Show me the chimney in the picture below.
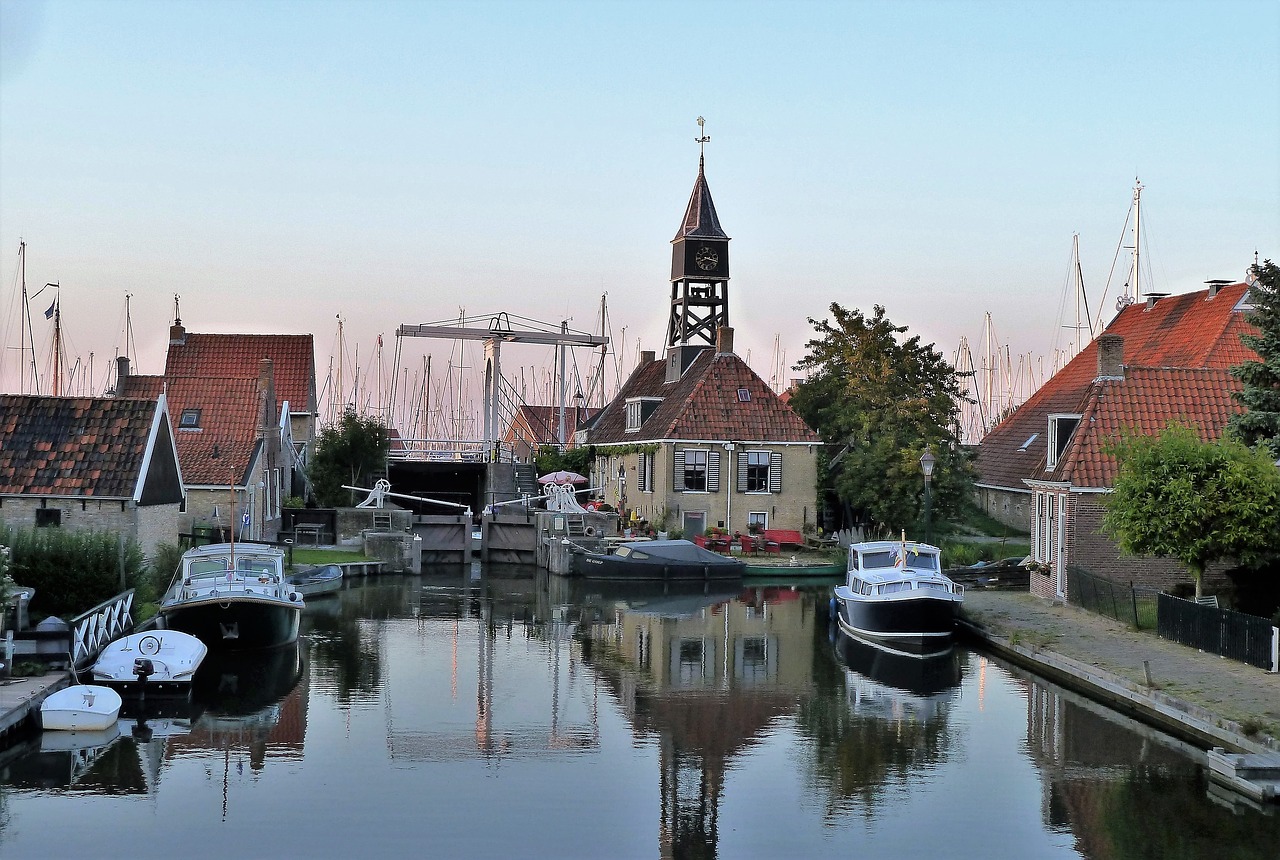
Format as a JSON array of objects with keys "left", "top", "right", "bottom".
[
  {"left": 1096, "top": 334, "right": 1124, "bottom": 380},
  {"left": 716, "top": 326, "right": 735, "bottom": 355},
  {"left": 640, "top": 350, "right": 656, "bottom": 366},
  {"left": 169, "top": 322, "right": 186, "bottom": 346},
  {"left": 115, "top": 356, "right": 130, "bottom": 394}
]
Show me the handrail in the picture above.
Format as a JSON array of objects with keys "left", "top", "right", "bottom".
[{"left": 69, "top": 589, "right": 135, "bottom": 669}]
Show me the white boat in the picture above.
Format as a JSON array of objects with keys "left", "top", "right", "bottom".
[
  {"left": 285, "top": 563, "right": 344, "bottom": 597},
  {"left": 41, "top": 684, "right": 123, "bottom": 731},
  {"left": 831, "top": 538, "right": 964, "bottom": 654},
  {"left": 158, "top": 542, "right": 304, "bottom": 649},
  {"left": 90, "top": 630, "right": 209, "bottom": 692}
]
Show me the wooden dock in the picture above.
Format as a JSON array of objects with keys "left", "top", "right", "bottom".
[{"left": 0, "top": 671, "right": 70, "bottom": 742}]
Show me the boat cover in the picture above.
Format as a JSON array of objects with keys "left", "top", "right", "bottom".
[{"left": 617, "top": 540, "right": 739, "bottom": 564}]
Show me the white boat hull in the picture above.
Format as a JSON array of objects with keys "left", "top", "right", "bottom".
[
  {"left": 91, "top": 630, "right": 209, "bottom": 691},
  {"left": 41, "top": 684, "right": 123, "bottom": 732}
]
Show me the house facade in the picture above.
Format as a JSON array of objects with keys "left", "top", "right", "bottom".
[
  {"left": 582, "top": 152, "right": 820, "bottom": 537},
  {"left": 0, "top": 394, "right": 185, "bottom": 556},
  {"left": 504, "top": 404, "right": 594, "bottom": 462},
  {"left": 974, "top": 282, "right": 1257, "bottom": 599},
  {"left": 118, "top": 322, "right": 316, "bottom": 541}
]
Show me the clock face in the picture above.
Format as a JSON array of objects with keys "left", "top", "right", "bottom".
[{"left": 695, "top": 246, "right": 719, "bottom": 271}]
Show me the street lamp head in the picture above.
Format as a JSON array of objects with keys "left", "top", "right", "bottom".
[{"left": 919, "top": 446, "right": 937, "bottom": 480}]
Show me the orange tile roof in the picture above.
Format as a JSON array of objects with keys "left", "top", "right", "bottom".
[
  {"left": 164, "top": 332, "right": 315, "bottom": 415},
  {"left": 163, "top": 377, "right": 264, "bottom": 485},
  {"left": 0, "top": 395, "right": 160, "bottom": 497},
  {"left": 505, "top": 405, "right": 596, "bottom": 446},
  {"left": 587, "top": 349, "right": 819, "bottom": 444},
  {"left": 118, "top": 374, "right": 164, "bottom": 400},
  {"left": 1047, "top": 367, "right": 1244, "bottom": 488},
  {"left": 976, "top": 283, "right": 1256, "bottom": 491}
]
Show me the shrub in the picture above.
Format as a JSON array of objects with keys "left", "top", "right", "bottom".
[{"left": 0, "top": 522, "right": 147, "bottom": 618}]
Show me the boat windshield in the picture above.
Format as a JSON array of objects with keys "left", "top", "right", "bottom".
[
  {"left": 188, "top": 556, "right": 279, "bottom": 577},
  {"left": 859, "top": 548, "right": 941, "bottom": 571}
]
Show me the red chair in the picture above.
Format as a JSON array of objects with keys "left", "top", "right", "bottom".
[{"left": 737, "top": 534, "right": 756, "bottom": 555}]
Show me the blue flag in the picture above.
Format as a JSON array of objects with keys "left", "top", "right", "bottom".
[{"left": 44, "top": 301, "right": 55, "bottom": 319}]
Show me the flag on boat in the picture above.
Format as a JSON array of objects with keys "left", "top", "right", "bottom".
[{"left": 44, "top": 300, "right": 56, "bottom": 319}]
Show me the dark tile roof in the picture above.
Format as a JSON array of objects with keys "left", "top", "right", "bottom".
[
  {"left": 163, "top": 376, "right": 264, "bottom": 485},
  {"left": 1044, "top": 367, "right": 1244, "bottom": 488},
  {"left": 117, "top": 374, "right": 164, "bottom": 400},
  {"left": 0, "top": 395, "right": 160, "bottom": 497},
  {"left": 586, "top": 349, "right": 819, "bottom": 445},
  {"left": 673, "top": 157, "right": 729, "bottom": 241},
  {"left": 164, "top": 332, "right": 315, "bottom": 415},
  {"left": 976, "top": 283, "right": 1255, "bottom": 492}
]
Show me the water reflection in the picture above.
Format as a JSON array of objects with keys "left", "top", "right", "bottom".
[
  {"left": 575, "top": 580, "right": 817, "bottom": 858},
  {"left": 1, "top": 572, "right": 1278, "bottom": 860}
]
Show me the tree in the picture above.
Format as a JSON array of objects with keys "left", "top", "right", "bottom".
[
  {"left": 308, "top": 409, "right": 391, "bottom": 507},
  {"left": 789, "top": 303, "right": 972, "bottom": 537},
  {"left": 1230, "top": 259, "right": 1280, "bottom": 458},
  {"left": 1102, "top": 423, "right": 1280, "bottom": 599}
]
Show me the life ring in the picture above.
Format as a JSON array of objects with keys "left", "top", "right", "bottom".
[{"left": 584, "top": 526, "right": 596, "bottom": 537}]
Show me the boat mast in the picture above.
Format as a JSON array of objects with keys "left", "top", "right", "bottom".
[
  {"left": 51, "top": 293, "right": 61, "bottom": 396},
  {"left": 1127, "top": 178, "right": 1142, "bottom": 304}
]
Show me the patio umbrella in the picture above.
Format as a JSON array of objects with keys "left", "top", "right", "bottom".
[{"left": 538, "top": 470, "right": 588, "bottom": 485}]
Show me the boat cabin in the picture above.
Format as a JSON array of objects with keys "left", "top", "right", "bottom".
[{"left": 845, "top": 542, "right": 961, "bottom": 598}]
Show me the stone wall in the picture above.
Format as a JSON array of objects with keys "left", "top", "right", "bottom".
[
  {"left": 0, "top": 496, "right": 179, "bottom": 557},
  {"left": 975, "top": 485, "right": 1032, "bottom": 532}
]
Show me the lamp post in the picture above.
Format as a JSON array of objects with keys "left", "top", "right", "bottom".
[{"left": 919, "top": 446, "right": 937, "bottom": 545}]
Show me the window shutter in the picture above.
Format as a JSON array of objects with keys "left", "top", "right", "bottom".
[
  {"left": 708, "top": 451, "right": 721, "bottom": 492},
  {"left": 769, "top": 451, "right": 782, "bottom": 493},
  {"left": 673, "top": 450, "right": 685, "bottom": 492},
  {"left": 736, "top": 451, "right": 748, "bottom": 492}
]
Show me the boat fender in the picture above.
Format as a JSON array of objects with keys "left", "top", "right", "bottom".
[
  {"left": 829, "top": 597, "right": 837, "bottom": 619},
  {"left": 584, "top": 526, "right": 596, "bottom": 537}
]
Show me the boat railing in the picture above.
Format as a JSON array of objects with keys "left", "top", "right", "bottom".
[
  {"left": 70, "top": 589, "right": 136, "bottom": 670},
  {"left": 178, "top": 571, "right": 289, "bottom": 600}
]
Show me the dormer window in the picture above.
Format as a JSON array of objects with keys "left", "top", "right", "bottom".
[
  {"left": 1046, "top": 414, "right": 1081, "bottom": 469},
  {"left": 179, "top": 408, "right": 201, "bottom": 429},
  {"left": 625, "top": 397, "right": 663, "bottom": 432}
]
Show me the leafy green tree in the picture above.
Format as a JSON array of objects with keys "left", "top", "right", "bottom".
[
  {"left": 1102, "top": 423, "right": 1280, "bottom": 599},
  {"left": 1230, "top": 259, "right": 1280, "bottom": 458},
  {"left": 790, "top": 303, "right": 972, "bottom": 537},
  {"left": 534, "top": 444, "right": 594, "bottom": 480},
  {"left": 308, "top": 409, "right": 391, "bottom": 507}
]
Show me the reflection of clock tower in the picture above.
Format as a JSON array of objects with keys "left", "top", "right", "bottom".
[{"left": 666, "top": 124, "right": 730, "bottom": 382}]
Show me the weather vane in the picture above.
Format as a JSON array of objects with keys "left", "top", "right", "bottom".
[{"left": 695, "top": 116, "right": 710, "bottom": 159}]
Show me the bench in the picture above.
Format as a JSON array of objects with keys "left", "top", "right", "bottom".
[
  {"left": 761, "top": 529, "right": 804, "bottom": 549},
  {"left": 293, "top": 523, "right": 328, "bottom": 545}
]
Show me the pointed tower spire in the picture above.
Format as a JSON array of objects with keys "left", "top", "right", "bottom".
[{"left": 666, "top": 118, "right": 732, "bottom": 371}]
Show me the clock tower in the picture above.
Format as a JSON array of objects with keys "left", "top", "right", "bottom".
[{"left": 666, "top": 120, "right": 730, "bottom": 379}]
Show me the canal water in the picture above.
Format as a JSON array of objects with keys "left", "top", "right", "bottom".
[{"left": 1, "top": 566, "right": 1276, "bottom": 859}]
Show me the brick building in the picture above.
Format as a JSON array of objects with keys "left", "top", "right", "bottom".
[
  {"left": 118, "top": 321, "right": 317, "bottom": 540},
  {"left": 973, "top": 282, "right": 1257, "bottom": 599},
  {"left": 0, "top": 394, "right": 185, "bottom": 556}
]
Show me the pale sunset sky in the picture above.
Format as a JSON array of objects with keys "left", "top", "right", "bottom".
[{"left": 2, "top": 0, "right": 1276, "bottom": 426}]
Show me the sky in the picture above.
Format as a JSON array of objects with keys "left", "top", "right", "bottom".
[{"left": 2, "top": 0, "right": 1277, "bottom": 429}]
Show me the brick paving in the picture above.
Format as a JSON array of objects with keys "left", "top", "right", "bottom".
[{"left": 962, "top": 590, "right": 1280, "bottom": 743}]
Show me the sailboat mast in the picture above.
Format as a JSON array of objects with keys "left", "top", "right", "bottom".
[
  {"left": 18, "top": 240, "right": 27, "bottom": 394},
  {"left": 51, "top": 297, "right": 61, "bottom": 396},
  {"left": 1129, "top": 178, "right": 1142, "bottom": 303}
]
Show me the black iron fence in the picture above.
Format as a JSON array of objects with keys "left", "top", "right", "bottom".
[
  {"left": 1157, "top": 592, "right": 1279, "bottom": 671},
  {"left": 1066, "top": 565, "right": 1160, "bottom": 630}
]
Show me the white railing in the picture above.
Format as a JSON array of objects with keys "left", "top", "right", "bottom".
[
  {"left": 70, "top": 590, "right": 135, "bottom": 669},
  {"left": 388, "top": 439, "right": 513, "bottom": 463}
]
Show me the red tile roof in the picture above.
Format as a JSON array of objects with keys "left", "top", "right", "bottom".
[
  {"left": 164, "top": 332, "right": 315, "bottom": 416},
  {"left": 1047, "top": 367, "right": 1244, "bottom": 488},
  {"left": 164, "top": 376, "right": 264, "bottom": 485},
  {"left": 587, "top": 349, "right": 819, "bottom": 445},
  {"left": 0, "top": 395, "right": 161, "bottom": 497},
  {"left": 976, "top": 283, "right": 1256, "bottom": 492},
  {"left": 505, "top": 405, "right": 596, "bottom": 446}
]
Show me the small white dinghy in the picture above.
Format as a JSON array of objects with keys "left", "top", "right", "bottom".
[
  {"left": 91, "top": 630, "right": 208, "bottom": 692},
  {"left": 41, "top": 684, "right": 123, "bottom": 732}
]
